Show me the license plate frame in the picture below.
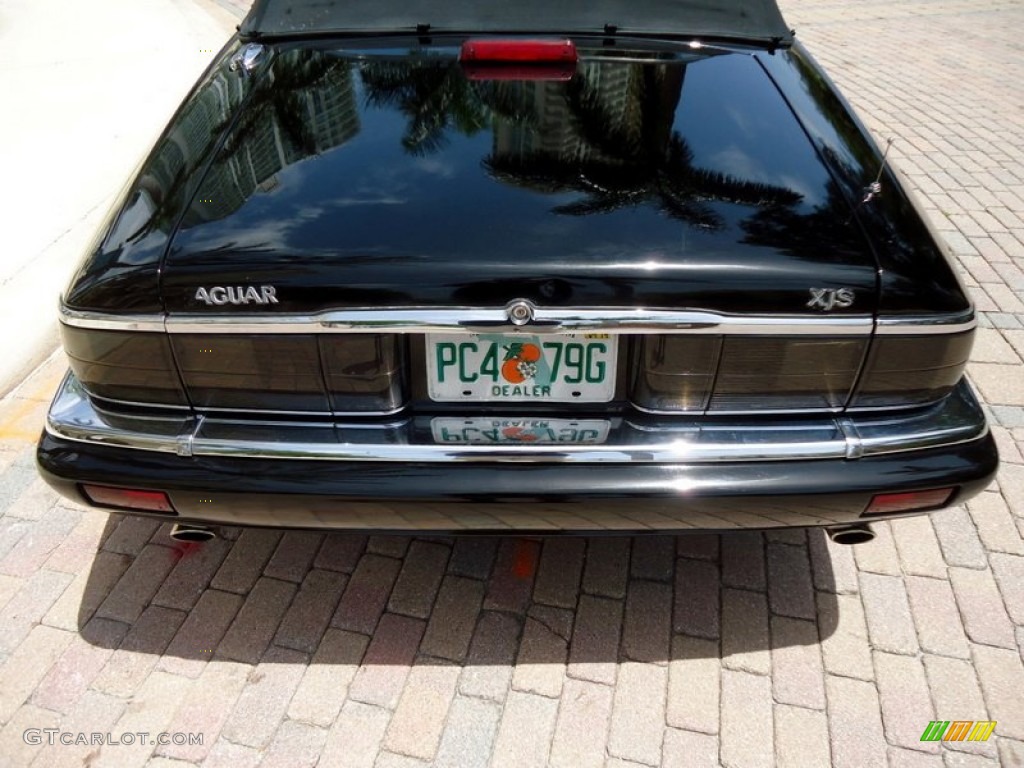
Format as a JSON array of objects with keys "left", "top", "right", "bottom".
[{"left": 425, "top": 333, "right": 617, "bottom": 403}]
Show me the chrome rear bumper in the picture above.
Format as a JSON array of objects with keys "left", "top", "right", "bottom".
[
  {"left": 44, "top": 372, "right": 989, "bottom": 465},
  {"left": 38, "top": 372, "right": 997, "bottom": 533}
]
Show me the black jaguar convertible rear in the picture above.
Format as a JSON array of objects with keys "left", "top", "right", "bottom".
[{"left": 38, "top": 0, "right": 997, "bottom": 536}]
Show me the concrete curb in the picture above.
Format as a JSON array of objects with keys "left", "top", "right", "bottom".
[
  {"left": 207, "top": 0, "right": 249, "bottom": 20},
  {"left": 0, "top": 0, "right": 243, "bottom": 398}
]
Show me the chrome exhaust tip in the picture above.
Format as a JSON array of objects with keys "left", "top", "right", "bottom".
[
  {"left": 169, "top": 523, "right": 217, "bottom": 543},
  {"left": 826, "top": 523, "right": 875, "bottom": 546}
]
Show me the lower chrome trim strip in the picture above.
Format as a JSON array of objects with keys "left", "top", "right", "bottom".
[
  {"left": 46, "top": 373, "right": 989, "bottom": 464},
  {"left": 61, "top": 304, "right": 874, "bottom": 336},
  {"left": 836, "top": 417, "right": 864, "bottom": 460},
  {"left": 60, "top": 305, "right": 976, "bottom": 336},
  {"left": 89, "top": 394, "right": 193, "bottom": 413},
  {"left": 875, "top": 309, "right": 976, "bottom": 335},
  {"left": 61, "top": 303, "right": 974, "bottom": 335},
  {"left": 59, "top": 307, "right": 166, "bottom": 333}
]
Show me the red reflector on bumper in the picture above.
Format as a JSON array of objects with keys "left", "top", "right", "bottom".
[
  {"left": 864, "top": 488, "right": 955, "bottom": 516},
  {"left": 81, "top": 484, "right": 176, "bottom": 514},
  {"left": 459, "top": 39, "right": 578, "bottom": 63}
]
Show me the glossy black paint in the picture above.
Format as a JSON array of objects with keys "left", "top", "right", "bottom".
[
  {"left": 61, "top": 35, "right": 973, "bottom": 322},
  {"left": 37, "top": 430, "right": 998, "bottom": 533},
  {"left": 159, "top": 41, "right": 882, "bottom": 316},
  {"left": 756, "top": 44, "right": 972, "bottom": 315},
  {"left": 61, "top": 35, "right": 971, "bottom": 321},
  {"left": 62, "top": 40, "right": 253, "bottom": 313}
]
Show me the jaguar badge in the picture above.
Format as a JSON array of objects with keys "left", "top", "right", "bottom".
[{"left": 195, "top": 286, "right": 279, "bottom": 306}]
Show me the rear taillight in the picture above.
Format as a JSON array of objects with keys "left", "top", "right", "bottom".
[
  {"left": 631, "top": 336, "right": 719, "bottom": 411},
  {"left": 710, "top": 337, "right": 867, "bottom": 412},
  {"left": 864, "top": 488, "right": 955, "bottom": 515},
  {"left": 81, "top": 484, "right": 176, "bottom": 513},
  {"left": 170, "top": 333, "right": 406, "bottom": 414},
  {"left": 171, "top": 334, "right": 326, "bottom": 412},
  {"left": 850, "top": 331, "right": 972, "bottom": 409},
  {"left": 632, "top": 329, "right": 972, "bottom": 414},
  {"left": 63, "top": 324, "right": 408, "bottom": 415},
  {"left": 61, "top": 325, "right": 188, "bottom": 406},
  {"left": 322, "top": 334, "right": 407, "bottom": 413},
  {"left": 631, "top": 336, "right": 867, "bottom": 413}
]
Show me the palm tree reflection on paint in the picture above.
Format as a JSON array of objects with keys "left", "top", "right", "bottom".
[{"left": 360, "top": 57, "right": 803, "bottom": 229}]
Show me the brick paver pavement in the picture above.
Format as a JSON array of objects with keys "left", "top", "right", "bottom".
[{"left": 2, "top": 1, "right": 1024, "bottom": 765}]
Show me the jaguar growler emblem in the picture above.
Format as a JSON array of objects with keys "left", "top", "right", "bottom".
[
  {"left": 807, "top": 287, "right": 855, "bottom": 311},
  {"left": 195, "top": 286, "right": 279, "bottom": 306}
]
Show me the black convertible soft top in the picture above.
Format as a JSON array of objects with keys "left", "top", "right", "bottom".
[{"left": 239, "top": 0, "right": 793, "bottom": 45}]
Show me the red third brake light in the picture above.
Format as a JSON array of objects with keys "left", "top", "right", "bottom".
[
  {"left": 460, "top": 39, "right": 578, "bottom": 63},
  {"left": 864, "top": 488, "right": 955, "bottom": 516},
  {"left": 459, "top": 39, "right": 578, "bottom": 82}
]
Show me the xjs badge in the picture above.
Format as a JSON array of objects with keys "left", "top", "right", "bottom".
[
  {"left": 807, "top": 287, "right": 854, "bottom": 311},
  {"left": 195, "top": 286, "right": 279, "bottom": 306}
]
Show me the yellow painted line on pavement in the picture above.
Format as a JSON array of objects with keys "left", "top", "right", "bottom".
[
  {"left": 0, "top": 357, "right": 63, "bottom": 443},
  {"left": 0, "top": 397, "right": 45, "bottom": 442}
]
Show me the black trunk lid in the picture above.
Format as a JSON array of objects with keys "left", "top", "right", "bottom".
[{"left": 162, "top": 45, "right": 878, "bottom": 316}]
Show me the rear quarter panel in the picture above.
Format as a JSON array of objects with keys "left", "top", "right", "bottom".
[
  {"left": 63, "top": 38, "right": 252, "bottom": 313},
  {"left": 756, "top": 42, "right": 972, "bottom": 317}
]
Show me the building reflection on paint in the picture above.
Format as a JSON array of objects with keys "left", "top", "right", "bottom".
[{"left": 185, "top": 51, "right": 361, "bottom": 224}]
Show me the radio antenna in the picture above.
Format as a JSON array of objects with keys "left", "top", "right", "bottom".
[{"left": 862, "top": 137, "right": 894, "bottom": 204}]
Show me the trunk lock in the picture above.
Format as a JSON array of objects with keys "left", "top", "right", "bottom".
[{"left": 507, "top": 300, "right": 534, "bottom": 326}]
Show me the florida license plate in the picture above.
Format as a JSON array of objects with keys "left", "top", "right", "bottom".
[
  {"left": 431, "top": 418, "right": 611, "bottom": 444},
  {"left": 426, "top": 333, "right": 617, "bottom": 403}
]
